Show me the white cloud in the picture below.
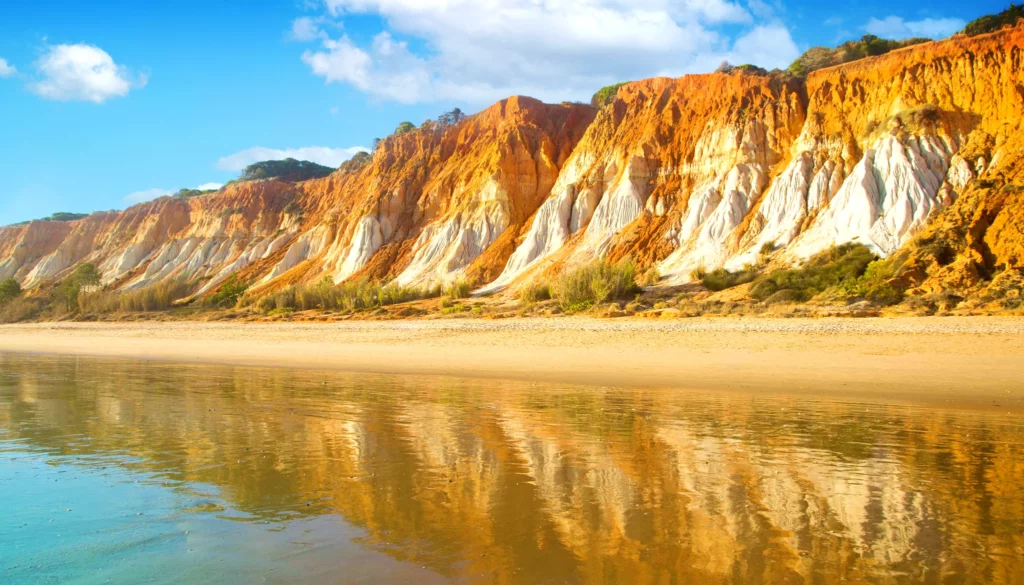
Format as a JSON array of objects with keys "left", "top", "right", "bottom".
[
  {"left": 301, "top": 0, "right": 800, "bottom": 104},
  {"left": 0, "top": 58, "right": 16, "bottom": 78},
  {"left": 291, "top": 17, "right": 323, "bottom": 41},
  {"left": 216, "top": 146, "right": 369, "bottom": 172},
  {"left": 863, "top": 16, "right": 965, "bottom": 40},
  {"left": 30, "top": 44, "right": 146, "bottom": 103},
  {"left": 196, "top": 182, "right": 224, "bottom": 191},
  {"left": 123, "top": 188, "right": 172, "bottom": 205}
]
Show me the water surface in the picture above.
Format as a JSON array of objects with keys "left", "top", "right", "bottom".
[{"left": 1, "top": 353, "right": 1022, "bottom": 584}]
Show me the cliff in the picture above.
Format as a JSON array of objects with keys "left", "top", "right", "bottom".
[{"left": 2, "top": 25, "right": 1022, "bottom": 305}]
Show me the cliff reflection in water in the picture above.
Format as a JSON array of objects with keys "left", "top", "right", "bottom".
[{"left": 1, "top": 354, "right": 1022, "bottom": 585}]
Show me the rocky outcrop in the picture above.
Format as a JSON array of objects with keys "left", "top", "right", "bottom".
[{"left": 1, "top": 25, "right": 1022, "bottom": 299}]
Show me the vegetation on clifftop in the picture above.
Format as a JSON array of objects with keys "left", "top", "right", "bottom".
[
  {"left": 786, "top": 35, "right": 930, "bottom": 76},
  {"left": 240, "top": 158, "right": 335, "bottom": 182},
  {"left": 963, "top": 4, "right": 1024, "bottom": 36},
  {"left": 591, "top": 82, "right": 629, "bottom": 108}
]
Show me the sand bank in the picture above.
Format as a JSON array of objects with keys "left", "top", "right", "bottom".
[{"left": 1, "top": 318, "right": 1022, "bottom": 407}]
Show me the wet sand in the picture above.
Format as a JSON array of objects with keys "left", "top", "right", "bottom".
[{"left": 1, "top": 318, "right": 1022, "bottom": 406}]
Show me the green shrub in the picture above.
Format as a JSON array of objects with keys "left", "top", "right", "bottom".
[
  {"left": 394, "top": 121, "right": 417, "bottom": 136},
  {"left": 520, "top": 282, "right": 552, "bottom": 303},
  {"left": 702, "top": 268, "right": 757, "bottom": 291},
  {"left": 119, "top": 280, "right": 190, "bottom": 312},
  {"left": 591, "top": 82, "right": 629, "bottom": 107},
  {"left": 240, "top": 158, "right": 334, "bottom": 182},
  {"left": 209, "top": 274, "right": 248, "bottom": 308},
  {"left": 963, "top": 4, "right": 1024, "bottom": 36},
  {"left": 764, "top": 289, "right": 808, "bottom": 305},
  {"left": 50, "top": 263, "right": 103, "bottom": 311},
  {"left": 840, "top": 259, "right": 905, "bottom": 305},
  {"left": 690, "top": 266, "right": 707, "bottom": 281},
  {"left": 552, "top": 258, "right": 639, "bottom": 312},
  {"left": 786, "top": 35, "right": 930, "bottom": 77},
  {"left": 42, "top": 212, "right": 89, "bottom": 222},
  {"left": 443, "top": 279, "right": 472, "bottom": 300},
  {"left": 0, "top": 278, "right": 21, "bottom": 305},
  {"left": 640, "top": 266, "right": 661, "bottom": 287},
  {"left": 749, "top": 244, "right": 877, "bottom": 302}
]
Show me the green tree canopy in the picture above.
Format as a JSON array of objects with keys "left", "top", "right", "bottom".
[
  {"left": 590, "top": 82, "right": 628, "bottom": 108},
  {"left": 0, "top": 278, "right": 21, "bottom": 305},
  {"left": 72, "top": 264, "right": 101, "bottom": 286},
  {"left": 240, "top": 159, "right": 335, "bottom": 182},
  {"left": 786, "top": 35, "right": 930, "bottom": 77},
  {"left": 963, "top": 4, "right": 1024, "bottom": 36},
  {"left": 42, "top": 212, "right": 89, "bottom": 222},
  {"left": 394, "top": 121, "right": 417, "bottom": 136}
]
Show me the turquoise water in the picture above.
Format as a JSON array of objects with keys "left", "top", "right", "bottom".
[{"left": 1, "top": 353, "right": 1023, "bottom": 584}]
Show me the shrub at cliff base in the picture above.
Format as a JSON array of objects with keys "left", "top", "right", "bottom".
[
  {"left": 79, "top": 279, "right": 191, "bottom": 314},
  {"left": 520, "top": 282, "right": 552, "bottom": 303},
  {"left": 0, "top": 278, "right": 22, "bottom": 306},
  {"left": 51, "top": 263, "right": 102, "bottom": 312},
  {"left": 747, "top": 244, "right": 903, "bottom": 305},
  {"left": 443, "top": 279, "right": 472, "bottom": 300},
  {"left": 702, "top": 268, "right": 757, "bottom": 291},
  {"left": 208, "top": 274, "right": 248, "bottom": 308},
  {"left": 256, "top": 278, "right": 439, "bottom": 314},
  {"left": 552, "top": 258, "right": 640, "bottom": 313}
]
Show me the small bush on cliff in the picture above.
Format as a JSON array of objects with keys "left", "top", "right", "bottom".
[
  {"left": 591, "top": 82, "right": 629, "bottom": 108},
  {"left": 963, "top": 4, "right": 1024, "bottom": 36},
  {"left": 443, "top": 279, "right": 473, "bottom": 300},
  {"left": 42, "top": 212, "right": 89, "bottom": 222},
  {"left": 51, "top": 264, "right": 102, "bottom": 311},
  {"left": 748, "top": 244, "right": 888, "bottom": 303},
  {"left": 338, "top": 151, "right": 371, "bottom": 174},
  {"left": 552, "top": 258, "right": 639, "bottom": 312},
  {"left": 786, "top": 35, "right": 930, "bottom": 77},
  {"left": 0, "top": 278, "right": 21, "bottom": 306},
  {"left": 640, "top": 266, "right": 661, "bottom": 287},
  {"left": 520, "top": 282, "right": 552, "bottom": 303},
  {"left": 208, "top": 274, "right": 248, "bottom": 308},
  {"left": 702, "top": 268, "right": 758, "bottom": 292},
  {"left": 394, "top": 121, "right": 417, "bottom": 136}
]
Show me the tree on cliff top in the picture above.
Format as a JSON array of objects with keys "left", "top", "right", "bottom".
[
  {"left": 239, "top": 158, "right": 335, "bottom": 182},
  {"left": 786, "top": 35, "right": 930, "bottom": 77},
  {"left": 42, "top": 212, "right": 89, "bottom": 222},
  {"left": 394, "top": 121, "right": 417, "bottom": 136},
  {"left": 963, "top": 4, "right": 1024, "bottom": 36}
]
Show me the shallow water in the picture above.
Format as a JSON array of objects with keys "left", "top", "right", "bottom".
[{"left": 1, "top": 354, "right": 1022, "bottom": 584}]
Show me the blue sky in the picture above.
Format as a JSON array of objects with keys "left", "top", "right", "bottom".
[{"left": 0, "top": 0, "right": 1010, "bottom": 225}]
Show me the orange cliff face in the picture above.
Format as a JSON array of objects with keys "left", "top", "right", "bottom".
[{"left": 1, "top": 25, "right": 1022, "bottom": 299}]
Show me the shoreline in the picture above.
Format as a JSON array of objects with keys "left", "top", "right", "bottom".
[{"left": 1, "top": 317, "right": 1022, "bottom": 409}]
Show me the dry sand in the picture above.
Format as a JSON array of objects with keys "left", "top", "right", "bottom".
[{"left": 1, "top": 317, "right": 1022, "bottom": 407}]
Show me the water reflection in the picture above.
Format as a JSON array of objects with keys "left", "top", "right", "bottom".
[{"left": 1, "top": 353, "right": 1022, "bottom": 584}]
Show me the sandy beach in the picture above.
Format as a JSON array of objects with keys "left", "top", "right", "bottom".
[{"left": 1, "top": 317, "right": 1022, "bottom": 407}]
